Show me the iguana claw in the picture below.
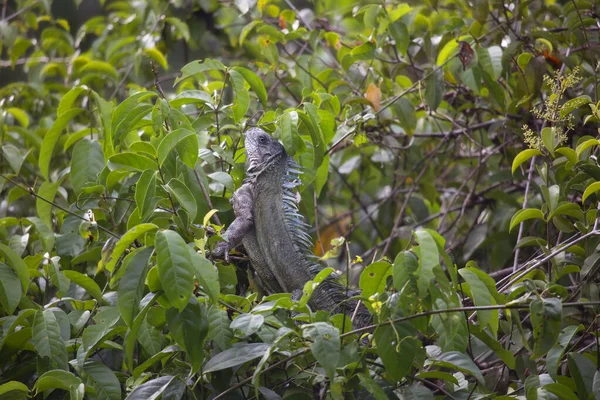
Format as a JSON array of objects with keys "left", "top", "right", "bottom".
[{"left": 211, "top": 241, "right": 230, "bottom": 263}]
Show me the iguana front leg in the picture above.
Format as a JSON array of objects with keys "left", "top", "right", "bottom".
[{"left": 212, "top": 182, "right": 255, "bottom": 262}]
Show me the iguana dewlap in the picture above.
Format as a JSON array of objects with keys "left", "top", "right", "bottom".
[{"left": 213, "top": 128, "right": 371, "bottom": 328}]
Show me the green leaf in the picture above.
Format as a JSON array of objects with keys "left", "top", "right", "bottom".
[
  {"left": 105, "top": 223, "right": 158, "bottom": 273},
  {"left": 57, "top": 86, "right": 87, "bottom": 116},
  {"left": 39, "top": 108, "right": 84, "bottom": 181},
  {"left": 27, "top": 216, "right": 55, "bottom": 252},
  {"left": 32, "top": 309, "right": 68, "bottom": 370},
  {"left": 170, "top": 90, "right": 213, "bottom": 107},
  {"left": 530, "top": 297, "right": 562, "bottom": 358},
  {"left": 547, "top": 325, "right": 583, "bottom": 380},
  {"left": 165, "top": 178, "right": 198, "bottom": 221},
  {"left": 232, "top": 66, "right": 268, "bottom": 107},
  {"left": 71, "top": 139, "right": 104, "bottom": 195},
  {"left": 108, "top": 153, "right": 156, "bottom": 172},
  {"left": 83, "top": 360, "right": 122, "bottom": 400},
  {"left": 560, "top": 95, "right": 591, "bottom": 118},
  {"left": 229, "top": 69, "right": 249, "bottom": 123},
  {"left": 35, "top": 370, "right": 83, "bottom": 393},
  {"left": 431, "top": 351, "right": 484, "bottom": 385},
  {"left": 207, "top": 305, "right": 233, "bottom": 351},
  {"left": 424, "top": 69, "right": 444, "bottom": 111},
  {"left": 0, "top": 262, "right": 22, "bottom": 315},
  {"left": 165, "top": 17, "right": 190, "bottom": 41},
  {"left": 80, "top": 60, "right": 118, "bottom": 79},
  {"left": 509, "top": 208, "right": 545, "bottom": 232},
  {"left": 0, "top": 382, "right": 29, "bottom": 397},
  {"left": 388, "top": 20, "right": 409, "bottom": 56},
  {"left": 458, "top": 268, "right": 498, "bottom": 336},
  {"left": 575, "top": 138, "right": 600, "bottom": 159},
  {"left": 174, "top": 59, "right": 226, "bottom": 86},
  {"left": 393, "top": 251, "right": 418, "bottom": 292},
  {"left": 6, "top": 107, "right": 30, "bottom": 128},
  {"left": 111, "top": 92, "right": 156, "bottom": 141},
  {"left": 541, "top": 127, "right": 555, "bottom": 156},
  {"left": 374, "top": 321, "right": 420, "bottom": 381},
  {"left": 203, "top": 343, "right": 271, "bottom": 374},
  {"left": 189, "top": 248, "right": 219, "bottom": 302},
  {"left": 517, "top": 53, "right": 533, "bottom": 71},
  {"left": 359, "top": 261, "right": 392, "bottom": 299},
  {"left": 135, "top": 170, "right": 157, "bottom": 219},
  {"left": 302, "top": 322, "right": 340, "bottom": 380},
  {"left": 239, "top": 20, "right": 262, "bottom": 45},
  {"left": 568, "top": 352, "right": 595, "bottom": 399},
  {"left": 2, "top": 144, "right": 28, "bottom": 174},
  {"left": 177, "top": 131, "right": 199, "bottom": 168},
  {"left": 156, "top": 230, "right": 195, "bottom": 311},
  {"left": 415, "top": 229, "right": 439, "bottom": 296},
  {"left": 132, "top": 346, "right": 180, "bottom": 379},
  {"left": 126, "top": 376, "right": 178, "bottom": 400},
  {"left": 472, "top": 0, "right": 489, "bottom": 24},
  {"left": 0, "top": 243, "right": 29, "bottom": 293},
  {"left": 543, "top": 383, "right": 579, "bottom": 400},
  {"left": 62, "top": 270, "right": 103, "bottom": 302},
  {"left": 393, "top": 98, "right": 417, "bottom": 135},
  {"left": 118, "top": 247, "right": 153, "bottom": 327},
  {"left": 36, "top": 180, "right": 61, "bottom": 228},
  {"left": 301, "top": 103, "right": 325, "bottom": 168},
  {"left": 582, "top": 181, "right": 600, "bottom": 203},
  {"left": 556, "top": 147, "right": 578, "bottom": 165},
  {"left": 166, "top": 298, "right": 208, "bottom": 373},
  {"left": 157, "top": 128, "right": 195, "bottom": 166},
  {"left": 208, "top": 171, "right": 234, "bottom": 193},
  {"left": 125, "top": 292, "right": 160, "bottom": 372},
  {"left": 113, "top": 103, "right": 153, "bottom": 143},
  {"left": 511, "top": 149, "right": 541, "bottom": 174},
  {"left": 143, "top": 47, "right": 168, "bottom": 70},
  {"left": 230, "top": 313, "right": 265, "bottom": 336},
  {"left": 280, "top": 111, "right": 300, "bottom": 156},
  {"left": 470, "top": 325, "right": 515, "bottom": 369},
  {"left": 357, "top": 373, "right": 388, "bottom": 400}
]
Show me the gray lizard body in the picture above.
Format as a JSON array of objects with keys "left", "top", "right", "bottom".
[{"left": 213, "top": 128, "right": 371, "bottom": 328}]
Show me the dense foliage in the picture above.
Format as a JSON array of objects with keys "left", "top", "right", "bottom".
[{"left": 1, "top": 0, "right": 600, "bottom": 398}]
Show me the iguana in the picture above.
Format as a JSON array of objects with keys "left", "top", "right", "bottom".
[{"left": 213, "top": 128, "right": 372, "bottom": 328}]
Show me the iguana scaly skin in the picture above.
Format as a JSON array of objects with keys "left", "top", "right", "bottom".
[{"left": 213, "top": 128, "right": 371, "bottom": 328}]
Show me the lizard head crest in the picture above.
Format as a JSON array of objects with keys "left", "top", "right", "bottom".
[{"left": 244, "top": 128, "right": 285, "bottom": 172}]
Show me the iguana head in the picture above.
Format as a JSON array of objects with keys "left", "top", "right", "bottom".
[{"left": 244, "top": 128, "right": 286, "bottom": 172}]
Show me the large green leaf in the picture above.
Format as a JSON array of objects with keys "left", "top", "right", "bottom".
[
  {"left": 189, "top": 247, "right": 219, "bottom": 302},
  {"left": 165, "top": 178, "right": 198, "bottom": 221},
  {"left": 0, "top": 262, "right": 22, "bottom": 315},
  {"left": 374, "top": 321, "right": 420, "bottom": 381},
  {"left": 156, "top": 230, "right": 194, "bottom": 311},
  {"left": 203, "top": 343, "right": 271, "bottom": 374},
  {"left": 431, "top": 351, "right": 484, "bottom": 385},
  {"left": 83, "top": 360, "right": 122, "bottom": 400},
  {"left": 166, "top": 297, "right": 208, "bottom": 373},
  {"left": 359, "top": 261, "right": 392, "bottom": 299},
  {"left": 414, "top": 229, "right": 439, "bottom": 296},
  {"left": 62, "top": 270, "right": 103, "bottom": 302},
  {"left": 135, "top": 170, "right": 157, "bottom": 219},
  {"left": 71, "top": 139, "right": 104, "bottom": 195},
  {"left": 118, "top": 247, "right": 153, "bottom": 327},
  {"left": 302, "top": 322, "right": 340, "bottom": 380},
  {"left": 0, "top": 243, "right": 29, "bottom": 293},
  {"left": 229, "top": 69, "right": 249, "bottom": 123},
  {"left": 105, "top": 223, "right": 158, "bottom": 273},
  {"left": 32, "top": 309, "right": 68, "bottom": 370},
  {"left": 39, "top": 108, "right": 84, "bottom": 181},
  {"left": 232, "top": 66, "right": 267, "bottom": 107},
  {"left": 530, "top": 297, "right": 562, "bottom": 358}
]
